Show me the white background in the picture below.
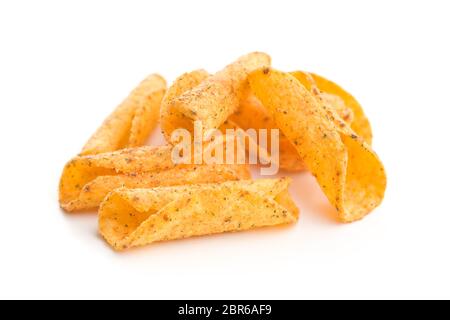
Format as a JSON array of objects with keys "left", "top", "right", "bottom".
[{"left": 1, "top": 0, "right": 449, "bottom": 300}]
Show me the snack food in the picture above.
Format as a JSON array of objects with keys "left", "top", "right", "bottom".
[
  {"left": 99, "top": 178, "right": 298, "bottom": 250},
  {"left": 60, "top": 146, "right": 174, "bottom": 210},
  {"left": 60, "top": 146, "right": 250, "bottom": 211},
  {"left": 230, "top": 93, "right": 305, "bottom": 171},
  {"left": 81, "top": 74, "right": 166, "bottom": 155},
  {"left": 220, "top": 119, "right": 275, "bottom": 168},
  {"left": 248, "top": 68, "right": 386, "bottom": 222},
  {"left": 161, "top": 69, "right": 275, "bottom": 169},
  {"left": 290, "top": 71, "right": 372, "bottom": 144},
  {"left": 165, "top": 52, "right": 271, "bottom": 136},
  {"left": 160, "top": 69, "right": 210, "bottom": 141},
  {"left": 230, "top": 78, "right": 358, "bottom": 172},
  {"left": 59, "top": 52, "right": 387, "bottom": 251}
]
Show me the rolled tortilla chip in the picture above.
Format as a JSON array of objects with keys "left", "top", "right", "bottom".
[
  {"left": 169, "top": 52, "right": 271, "bottom": 135},
  {"left": 59, "top": 146, "right": 175, "bottom": 210},
  {"left": 81, "top": 74, "right": 166, "bottom": 155},
  {"left": 291, "top": 71, "right": 372, "bottom": 144},
  {"left": 60, "top": 161, "right": 250, "bottom": 212},
  {"left": 99, "top": 178, "right": 298, "bottom": 250},
  {"left": 230, "top": 87, "right": 355, "bottom": 172},
  {"left": 249, "top": 68, "right": 386, "bottom": 222},
  {"left": 219, "top": 119, "right": 275, "bottom": 168},
  {"left": 60, "top": 143, "right": 251, "bottom": 211},
  {"left": 230, "top": 94, "right": 306, "bottom": 171},
  {"left": 160, "top": 69, "right": 210, "bottom": 141},
  {"left": 161, "top": 69, "right": 273, "bottom": 170}
]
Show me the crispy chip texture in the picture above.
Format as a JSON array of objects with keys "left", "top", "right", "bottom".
[
  {"left": 230, "top": 85, "right": 356, "bottom": 171},
  {"left": 60, "top": 146, "right": 174, "bottom": 210},
  {"left": 99, "top": 178, "right": 298, "bottom": 250},
  {"left": 60, "top": 145, "right": 250, "bottom": 211},
  {"left": 219, "top": 119, "right": 275, "bottom": 168},
  {"left": 161, "top": 69, "right": 273, "bottom": 168},
  {"left": 230, "top": 71, "right": 372, "bottom": 171},
  {"left": 169, "top": 52, "right": 271, "bottom": 135},
  {"left": 160, "top": 69, "right": 210, "bottom": 141},
  {"left": 291, "top": 71, "right": 372, "bottom": 144},
  {"left": 249, "top": 68, "right": 386, "bottom": 222},
  {"left": 60, "top": 51, "right": 386, "bottom": 245},
  {"left": 230, "top": 94, "right": 305, "bottom": 171},
  {"left": 81, "top": 74, "right": 166, "bottom": 155}
]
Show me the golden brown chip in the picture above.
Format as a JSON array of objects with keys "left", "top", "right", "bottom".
[
  {"left": 60, "top": 144, "right": 251, "bottom": 211},
  {"left": 99, "top": 178, "right": 298, "bottom": 250},
  {"left": 60, "top": 160, "right": 249, "bottom": 212},
  {"left": 59, "top": 146, "right": 175, "bottom": 210},
  {"left": 160, "top": 67, "right": 275, "bottom": 170},
  {"left": 160, "top": 69, "right": 210, "bottom": 141},
  {"left": 291, "top": 71, "right": 372, "bottom": 144},
  {"left": 81, "top": 74, "right": 166, "bottom": 155},
  {"left": 249, "top": 68, "right": 386, "bottom": 222},
  {"left": 219, "top": 119, "right": 275, "bottom": 168},
  {"left": 167, "top": 52, "right": 271, "bottom": 136},
  {"left": 160, "top": 71, "right": 272, "bottom": 171},
  {"left": 230, "top": 94, "right": 305, "bottom": 171},
  {"left": 231, "top": 77, "right": 359, "bottom": 172}
]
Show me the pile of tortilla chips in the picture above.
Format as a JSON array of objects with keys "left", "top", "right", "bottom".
[{"left": 59, "top": 52, "right": 386, "bottom": 251}]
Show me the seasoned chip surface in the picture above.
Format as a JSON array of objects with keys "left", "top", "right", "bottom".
[
  {"left": 81, "top": 74, "right": 166, "bottom": 155},
  {"left": 169, "top": 52, "right": 271, "bottom": 134},
  {"left": 249, "top": 68, "right": 386, "bottom": 222},
  {"left": 99, "top": 178, "right": 298, "bottom": 250}
]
